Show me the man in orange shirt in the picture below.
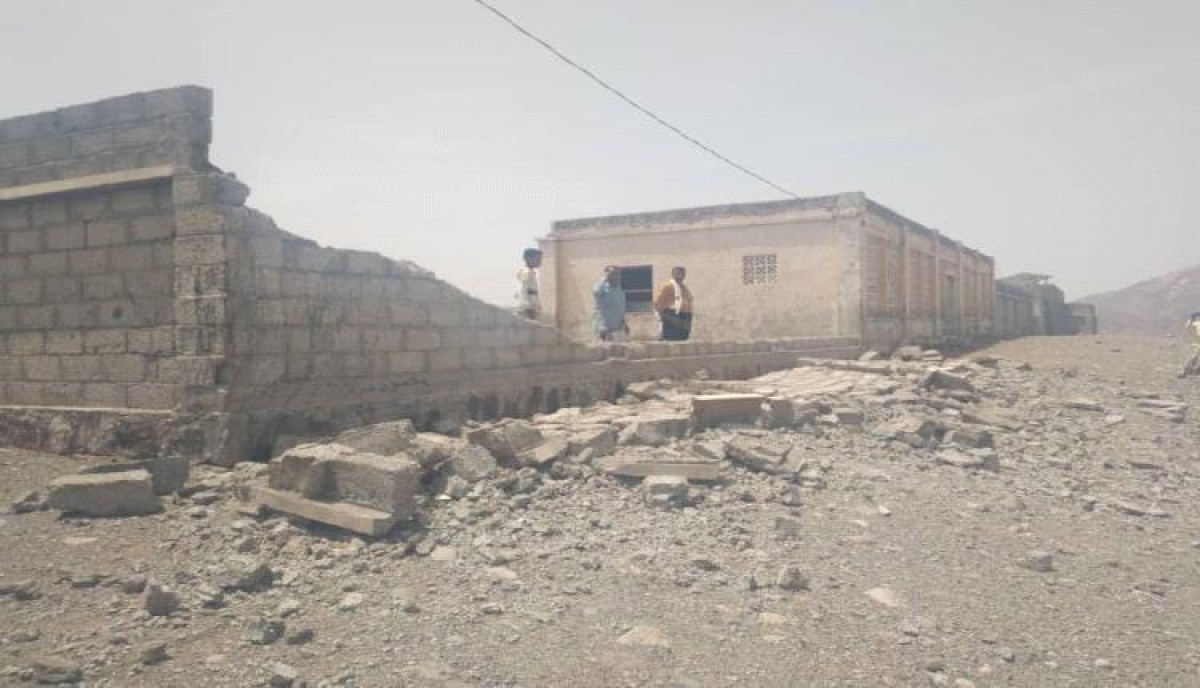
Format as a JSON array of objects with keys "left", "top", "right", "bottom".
[{"left": 654, "top": 266, "right": 694, "bottom": 341}]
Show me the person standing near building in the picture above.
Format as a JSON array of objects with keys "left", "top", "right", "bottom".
[
  {"left": 654, "top": 266, "right": 694, "bottom": 341},
  {"left": 1181, "top": 312, "right": 1200, "bottom": 377},
  {"left": 593, "top": 266, "right": 628, "bottom": 342},
  {"left": 515, "top": 248, "right": 542, "bottom": 320}
]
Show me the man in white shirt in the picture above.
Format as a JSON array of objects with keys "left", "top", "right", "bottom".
[
  {"left": 516, "top": 249, "right": 542, "bottom": 320},
  {"left": 1182, "top": 312, "right": 1200, "bottom": 377}
]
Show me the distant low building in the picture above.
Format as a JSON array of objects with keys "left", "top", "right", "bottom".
[
  {"left": 539, "top": 192, "right": 995, "bottom": 350},
  {"left": 996, "top": 273, "right": 1097, "bottom": 335}
]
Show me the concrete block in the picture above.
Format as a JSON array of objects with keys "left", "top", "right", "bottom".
[
  {"left": 9, "top": 230, "right": 43, "bottom": 254},
  {"left": 110, "top": 188, "right": 157, "bottom": 213},
  {"left": 255, "top": 487, "right": 398, "bottom": 537},
  {"left": 23, "top": 356, "right": 61, "bottom": 381},
  {"left": 45, "top": 331, "right": 84, "bottom": 355},
  {"left": 175, "top": 207, "right": 229, "bottom": 236},
  {"left": 428, "top": 348, "right": 462, "bottom": 372},
  {"left": 102, "top": 355, "right": 146, "bottom": 382},
  {"left": 176, "top": 295, "right": 226, "bottom": 326},
  {"left": 175, "top": 234, "right": 226, "bottom": 265},
  {"left": 79, "top": 456, "right": 189, "bottom": 494},
  {"left": 691, "top": 394, "right": 766, "bottom": 429},
  {"left": 69, "top": 248, "right": 109, "bottom": 274},
  {"left": 83, "top": 329, "right": 125, "bottom": 354},
  {"left": 108, "top": 244, "right": 154, "bottom": 272},
  {"left": 405, "top": 328, "right": 440, "bottom": 351},
  {"left": 43, "top": 382, "right": 83, "bottom": 405},
  {"left": 268, "top": 443, "right": 420, "bottom": 517},
  {"left": 86, "top": 220, "right": 128, "bottom": 247},
  {"left": 60, "top": 355, "right": 103, "bottom": 381},
  {"left": 0, "top": 256, "right": 26, "bottom": 279},
  {"left": 127, "top": 383, "right": 179, "bottom": 409},
  {"left": 18, "top": 305, "right": 54, "bottom": 329},
  {"left": 389, "top": 351, "right": 426, "bottom": 374},
  {"left": 8, "top": 382, "right": 44, "bottom": 404},
  {"left": 81, "top": 383, "right": 128, "bottom": 407},
  {"left": 31, "top": 200, "right": 68, "bottom": 227},
  {"left": 129, "top": 215, "right": 174, "bottom": 242},
  {"left": 7, "top": 279, "right": 41, "bottom": 304},
  {"left": 8, "top": 331, "right": 44, "bottom": 355},
  {"left": 0, "top": 204, "right": 31, "bottom": 231},
  {"left": 84, "top": 274, "right": 125, "bottom": 300},
  {"left": 42, "top": 276, "right": 81, "bottom": 302},
  {"left": 27, "top": 251, "right": 67, "bottom": 276},
  {"left": 47, "top": 469, "right": 161, "bottom": 516}
]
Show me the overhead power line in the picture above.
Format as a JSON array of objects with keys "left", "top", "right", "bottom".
[{"left": 469, "top": 0, "right": 801, "bottom": 199}]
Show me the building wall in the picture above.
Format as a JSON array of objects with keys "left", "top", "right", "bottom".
[{"left": 541, "top": 200, "right": 850, "bottom": 342}]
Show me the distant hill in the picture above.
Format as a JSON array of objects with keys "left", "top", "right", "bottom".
[{"left": 1079, "top": 264, "right": 1200, "bottom": 333}]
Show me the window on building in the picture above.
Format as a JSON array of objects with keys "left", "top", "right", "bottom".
[
  {"left": 617, "top": 265, "right": 653, "bottom": 312},
  {"left": 742, "top": 254, "right": 778, "bottom": 285}
]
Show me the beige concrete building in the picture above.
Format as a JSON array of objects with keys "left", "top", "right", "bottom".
[{"left": 539, "top": 193, "right": 995, "bottom": 350}]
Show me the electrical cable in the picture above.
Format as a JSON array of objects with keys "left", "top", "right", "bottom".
[{"left": 469, "top": 0, "right": 801, "bottom": 199}]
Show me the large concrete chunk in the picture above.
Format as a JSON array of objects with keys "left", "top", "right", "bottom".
[
  {"left": 566, "top": 426, "right": 617, "bottom": 458},
  {"left": 48, "top": 469, "right": 161, "bottom": 516},
  {"left": 333, "top": 420, "right": 416, "bottom": 456},
  {"left": 464, "top": 420, "right": 544, "bottom": 463},
  {"left": 78, "top": 455, "right": 190, "bottom": 495},
  {"left": 255, "top": 487, "right": 398, "bottom": 537},
  {"left": 268, "top": 443, "right": 421, "bottom": 518},
  {"left": 691, "top": 394, "right": 765, "bottom": 429}
]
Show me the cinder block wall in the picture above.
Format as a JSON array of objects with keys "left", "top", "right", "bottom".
[{"left": 1, "top": 86, "right": 862, "bottom": 464}]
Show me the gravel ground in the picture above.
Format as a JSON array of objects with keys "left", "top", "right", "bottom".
[{"left": 1, "top": 334, "right": 1197, "bottom": 688}]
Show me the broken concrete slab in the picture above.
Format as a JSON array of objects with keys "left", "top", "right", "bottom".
[
  {"left": 78, "top": 455, "right": 189, "bottom": 495},
  {"left": 690, "top": 394, "right": 765, "bottom": 430},
  {"left": 333, "top": 420, "right": 416, "bottom": 456},
  {"left": 762, "top": 396, "right": 796, "bottom": 428},
  {"left": 617, "top": 414, "right": 690, "bottom": 446},
  {"left": 725, "top": 436, "right": 789, "bottom": 474},
  {"left": 254, "top": 487, "right": 398, "bottom": 537},
  {"left": 566, "top": 426, "right": 617, "bottom": 459},
  {"left": 936, "top": 449, "right": 998, "bottom": 471},
  {"left": 594, "top": 455, "right": 722, "bottom": 482},
  {"left": 447, "top": 444, "right": 499, "bottom": 482},
  {"left": 464, "top": 420, "right": 544, "bottom": 463},
  {"left": 920, "top": 370, "right": 975, "bottom": 393},
  {"left": 48, "top": 469, "right": 161, "bottom": 517},
  {"left": 520, "top": 436, "right": 568, "bottom": 467}
]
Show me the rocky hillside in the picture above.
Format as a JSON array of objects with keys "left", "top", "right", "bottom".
[{"left": 1080, "top": 263, "right": 1200, "bottom": 333}]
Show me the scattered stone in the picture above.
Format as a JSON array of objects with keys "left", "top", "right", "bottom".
[
  {"left": 1021, "top": 550, "right": 1055, "bottom": 572},
  {"left": 865, "top": 587, "right": 903, "bottom": 608},
  {"left": 594, "top": 454, "right": 721, "bottom": 482},
  {"left": 138, "top": 642, "right": 169, "bottom": 665},
  {"left": 10, "top": 491, "right": 48, "bottom": 514},
  {"left": 285, "top": 627, "right": 315, "bottom": 645},
  {"left": 1062, "top": 397, "right": 1104, "bottom": 412},
  {"left": 268, "top": 443, "right": 420, "bottom": 518},
  {"left": 566, "top": 427, "right": 617, "bottom": 459},
  {"left": 775, "top": 566, "right": 809, "bottom": 591},
  {"left": 448, "top": 445, "right": 499, "bottom": 482},
  {"left": 333, "top": 420, "right": 416, "bottom": 456},
  {"left": 0, "top": 579, "right": 39, "bottom": 601},
  {"left": 921, "top": 370, "right": 975, "bottom": 393},
  {"left": 520, "top": 436, "right": 569, "bottom": 467},
  {"left": 464, "top": 420, "right": 544, "bottom": 462},
  {"left": 243, "top": 617, "right": 285, "bottom": 645},
  {"left": 616, "top": 625, "right": 672, "bottom": 649},
  {"left": 268, "top": 661, "right": 299, "bottom": 687},
  {"left": 642, "top": 475, "right": 690, "bottom": 508},
  {"left": 936, "top": 449, "right": 997, "bottom": 471},
  {"left": 47, "top": 469, "right": 161, "bottom": 517},
  {"left": 218, "top": 559, "right": 276, "bottom": 593},
  {"left": 144, "top": 582, "right": 180, "bottom": 617},
  {"left": 29, "top": 658, "right": 82, "bottom": 685},
  {"left": 338, "top": 592, "right": 365, "bottom": 612}
]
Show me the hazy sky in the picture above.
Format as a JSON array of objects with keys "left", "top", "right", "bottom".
[{"left": 4, "top": 1, "right": 1198, "bottom": 303}]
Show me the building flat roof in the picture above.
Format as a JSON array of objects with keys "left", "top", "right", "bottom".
[{"left": 548, "top": 192, "right": 993, "bottom": 263}]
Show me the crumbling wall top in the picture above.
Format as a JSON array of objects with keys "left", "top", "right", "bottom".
[{"left": 0, "top": 85, "right": 213, "bottom": 190}]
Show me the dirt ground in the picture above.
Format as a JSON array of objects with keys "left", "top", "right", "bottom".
[{"left": 1, "top": 334, "right": 1197, "bottom": 687}]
